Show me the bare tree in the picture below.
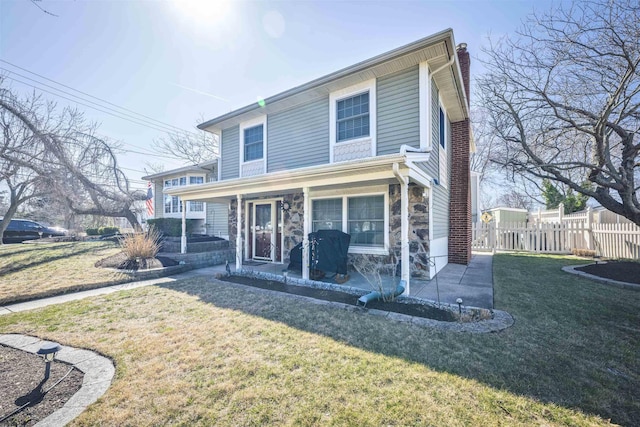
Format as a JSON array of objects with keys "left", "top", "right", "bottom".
[
  {"left": 153, "top": 115, "right": 219, "bottom": 165},
  {"left": 0, "top": 82, "right": 147, "bottom": 232},
  {"left": 477, "top": 0, "right": 640, "bottom": 225}
]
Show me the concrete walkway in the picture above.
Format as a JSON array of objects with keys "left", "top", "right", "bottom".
[
  {"left": 412, "top": 253, "right": 494, "bottom": 309},
  {"left": 1, "top": 252, "right": 494, "bottom": 315}
]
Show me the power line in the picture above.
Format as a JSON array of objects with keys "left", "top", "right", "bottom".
[
  {"left": 4, "top": 75, "right": 195, "bottom": 137},
  {"left": 4, "top": 75, "right": 207, "bottom": 163},
  {"left": 0, "top": 60, "right": 200, "bottom": 136}
]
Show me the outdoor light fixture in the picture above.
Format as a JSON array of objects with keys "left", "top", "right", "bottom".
[
  {"left": 37, "top": 342, "right": 62, "bottom": 380},
  {"left": 456, "top": 298, "right": 463, "bottom": 315},
  {"left": 282, "top": 269, "right": 289, "bottom": 283}
]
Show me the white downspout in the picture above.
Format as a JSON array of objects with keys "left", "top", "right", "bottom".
[
  {"left": 236, "top": 194, "right": 243, "bottom": 271},
  {"left": 392, "top": 163, "right": 410, "bottom": 295},
  {"left": 181, "top": 199, "right": 187, "bottom": 254},
  {"left": 302, "top": 186, "right": 310, "bottom": 280},
  {"left": 430, "top": 54, "right": 455, "bottom": 77}
]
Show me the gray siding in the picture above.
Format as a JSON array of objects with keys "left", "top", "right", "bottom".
[
  {"left": 267, "top": 97, "right": 330, "bottom": 172},
  {"left": 432, "top": 178, "right": 449, "bottom": 239},
  {"left": 154, "top": 181, "right": 164, "bottom": 218},
  {"left": 429, "top": 78, "right": 449, "bottom": 239},
  {"left": 418, "top": 78, "right": 440, "bottom": 180},
  {"left": 221, "top": 125, "right": 239, "bottom": 180},
  {"left": 206, "top": 202, "right": 229, "bottom": 237},
  {"left": 377, "top": 66, "right": 420, "bottom": 155}
]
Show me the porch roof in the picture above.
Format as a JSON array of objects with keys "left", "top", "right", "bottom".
[{"left": 164, "top": 154, "right": 433, "bottom": 202}]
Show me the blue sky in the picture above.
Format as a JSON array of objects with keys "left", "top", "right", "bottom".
[{"left": 0, "top": 0, "right": 550, "bottom": 190}]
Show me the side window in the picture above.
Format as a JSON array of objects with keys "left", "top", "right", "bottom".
[{"left": 439, "top": 107, "right": 446, "bottom": 149}]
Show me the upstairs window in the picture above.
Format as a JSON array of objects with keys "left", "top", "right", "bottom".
[
  {"left": 439, "top": 107, "right": 446, "bottom": 149},
  {"left": 336, "top": 92, "right": 369, "bottom": 142},
  {"left": 189, "top": 176, "right": 204, "bottom": 185},
  {"left": 244, "top": 124, "right": 264, "bottom": 162}
]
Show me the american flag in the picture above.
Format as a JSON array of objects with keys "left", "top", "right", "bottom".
[{"left": 146, "top": 181, "right": 154, "bottom": 217}]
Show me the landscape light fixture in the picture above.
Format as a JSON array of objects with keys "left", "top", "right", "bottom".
[
  {"left": 282, "top": 269, "right": 289, "bottom": 283},
  {"left": 456, "top": 298, "right": 463, "bottom": 315},
  {"left": 37, "top": 342, "right": 62, "bottom": 380}
]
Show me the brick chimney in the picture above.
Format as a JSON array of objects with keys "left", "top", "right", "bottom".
[{"left": 448, "top": 43, "right": 472, "bottom": 265}]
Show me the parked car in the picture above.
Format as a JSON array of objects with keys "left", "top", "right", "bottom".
[{"left": 1, "top": 219, "right": 67, "bottom": 244}]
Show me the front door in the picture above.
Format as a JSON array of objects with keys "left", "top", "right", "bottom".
[{"left": 253, "top": 203, "right": 273, "bottom": 260}]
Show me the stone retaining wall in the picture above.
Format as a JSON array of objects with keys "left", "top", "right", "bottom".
[{"left": 160, "top": 239, "right": 229, "bottom": 253}]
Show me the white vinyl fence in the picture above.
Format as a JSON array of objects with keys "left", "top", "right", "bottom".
[{"left": 472, "top": 221, "right": 640, "bottom": 259}]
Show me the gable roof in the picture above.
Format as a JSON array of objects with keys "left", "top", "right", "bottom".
[{"left": 198, "top": 28, "right": 469, "bottom": 134}]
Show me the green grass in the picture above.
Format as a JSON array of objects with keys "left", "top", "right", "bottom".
[
  {"left": 0, "top": 241, "right": 129, "bottom": 305},
  {"left": 0, "top": 253, "right": 638, "bottom": 425}
]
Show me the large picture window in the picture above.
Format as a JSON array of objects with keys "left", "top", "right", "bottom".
[
  {"left": 336, "top": 92, "right": 369, "bottom": 142},
  {"left": 244, "top": 124, "right": 264, "bottom": 162},
  {"left": 311, "top": 194, "right": 385, "bottom": 249}
]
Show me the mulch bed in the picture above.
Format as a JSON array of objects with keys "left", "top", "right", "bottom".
[
  {"left": 220, "top": 275, "right": 456, "bottom": 321},
  {"left": 576, "top": 261, "right": 640, "bottom": 284},
  {"left": 94, "top": 252, "right": 179, "bottom": 270},
  {"left": 0, "top": 345, "right": 84, "bottom": 426}
]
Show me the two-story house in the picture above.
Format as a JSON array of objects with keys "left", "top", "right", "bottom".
[
  {"left": 143, "top": 160, "right": 229, "bottom": 238},
  {"left": 166, "top": 29, "right": 472, "bottom": 293}
]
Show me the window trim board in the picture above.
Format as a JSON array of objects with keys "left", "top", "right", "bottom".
[{"left": 329, "top": 79, "right": 377, "bottom": 163}]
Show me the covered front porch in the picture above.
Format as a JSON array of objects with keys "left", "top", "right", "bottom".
[
  {"left": 203, "top": 252, "right": 493, "bottom": 309},
  {"left": 166, "top": 153, "right": 445, "bottom": 295}
]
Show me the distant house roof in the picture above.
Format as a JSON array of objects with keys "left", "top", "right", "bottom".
[
  {"left": 198, "top": 28, "right": 468, "bottom": 134},
  {"left": 141, "top": 159, "right": 218, "bottom": 181}
]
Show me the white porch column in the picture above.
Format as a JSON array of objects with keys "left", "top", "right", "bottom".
[
  {"left": 181, "top": 199, "right": 187, "bottom": 254},
  {"left": 236, "top": 194, "right": 243, "bottom": 271},
  {"left": 302, "top": 186, "right": 310, "bottom": 280},
  {"left": 400, "top": 178, "right": 410, "bottom": 294}
]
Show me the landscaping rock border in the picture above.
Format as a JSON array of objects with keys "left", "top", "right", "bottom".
[
  {"left": 218, "top": 276, "right": 514, "bottom": 333},
  {"left": 0, "top": 334, "right": 114, "bottom": 427}
]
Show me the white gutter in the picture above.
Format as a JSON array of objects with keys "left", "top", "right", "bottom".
[
  {"left": 392, "top": 162, "right": 410, "bottom": 295},
  {"left": 430, "top": 54, "right": 455, "bottom": 76}
]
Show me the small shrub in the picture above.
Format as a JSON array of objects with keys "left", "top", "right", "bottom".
[
  {"left": 98, "top": 226, "right": 120, "bottom": 235},
  {"left": 86, "top": 227, "right": 120, "bottom": 236},
  {"left": 351, "top": 253, "right": 400, "bottom": 302},
  {"left": 120, "top": 226, "right": 162, "bottom": 260},
  {"left": 572, "top": 248, "right": 596, "bottom": 258},
  {"left": 147, "top": 218, "right": 196, "bottom": 237}
]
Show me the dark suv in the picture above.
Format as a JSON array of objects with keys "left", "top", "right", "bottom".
[{"left": 1, "top": 219, "right": 67, "bottom": 244}]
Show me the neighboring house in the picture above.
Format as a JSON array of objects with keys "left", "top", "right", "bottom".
[
  {"left": 485, "top": 207, "right": 529, "bottom": 224},
  {"left": 142, "top": 160, "right": 229, "bottom": 238},
  {"left": 166, "top": 29, "right": 473, "bottom": 292}
]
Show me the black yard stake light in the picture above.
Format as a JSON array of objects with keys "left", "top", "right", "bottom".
[
  {"left": 37, "top": 342, "right": 61, "bottom": 381},
  {"left": 456, "top": 298, "right": 463, "bottom": 316}
]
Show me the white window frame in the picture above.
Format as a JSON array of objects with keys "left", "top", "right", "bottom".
[
  {"left": 239, "top": 115, "right": 267, "bottom": 176},
  {"left": 329, "top": 79, "right": 377, "bottom": 162},
  {"left": 311, "top": 185, "right": 388, "bottom": 255},
  {"left": 438, "top": 100, "right": 449, "bottom": 189}
]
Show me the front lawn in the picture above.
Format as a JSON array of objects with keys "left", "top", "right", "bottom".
[
  {"left": 0, "top": 241, "right": 129, "bottom": 305},
  {"left": 0, "top": 253, "right": 638, "bottom": 425}
]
